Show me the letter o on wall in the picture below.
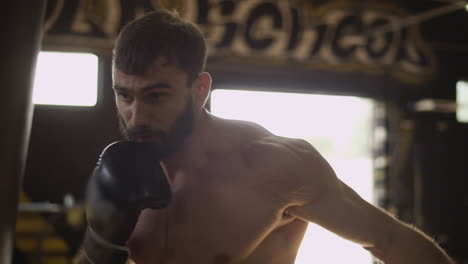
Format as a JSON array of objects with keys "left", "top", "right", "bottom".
[
  {"left": 365, "top": 17, "right": 394, "bottom": 59},
  {"left": 244, "top": 2, "right": 282, "bottom": 50}
]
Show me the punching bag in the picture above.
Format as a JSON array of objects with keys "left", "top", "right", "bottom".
[{"left": 0, "top": 1, "right": 46, "bottom": 263}]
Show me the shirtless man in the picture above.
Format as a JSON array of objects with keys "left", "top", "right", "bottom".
[{"left": 75, "top": 10, "right": 454, "bottom": 264}]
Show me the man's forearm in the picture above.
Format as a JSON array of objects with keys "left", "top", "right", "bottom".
[
  {"left": 374, "top": 223, "right": 455, "bottom": 264},
  {"left": 73, "top": 228, "right": 131, "bottom": 264},
  {"left": 73, "top": 249, "right": 135, "bottom": 264},
  {"left": 73, "top": 249, "right": 91, "bottom": 264}
]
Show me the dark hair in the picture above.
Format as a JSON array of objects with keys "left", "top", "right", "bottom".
[{"left": 113, "top": 9, "right": 207, "bottom": 83}]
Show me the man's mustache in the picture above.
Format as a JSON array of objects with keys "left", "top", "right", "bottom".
[{"left": 126, "top": 126, "right": 165, "bottom": 141}]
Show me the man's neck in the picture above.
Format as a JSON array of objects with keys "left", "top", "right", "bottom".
[{"left": 162, "top": 110, "right": 215, "bottom": 173}]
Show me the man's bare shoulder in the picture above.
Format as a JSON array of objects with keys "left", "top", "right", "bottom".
[
  {"left": 211, "top": 114, "right": 306, "bottom": 148},
  {"left": 211, "top": 115, "right": 337, "bottom": 203},
  {"left": 211, "top": 115, "right": 330, "bottom": 172},
  {"left": 244, "top": 135, "right": 318, "bottom": 164},
  {"left": 211, "top": 115, "right": 272, "bottom": 139},
  {"left": 243, "top": 135, "right": 336, "bottom": 205}
]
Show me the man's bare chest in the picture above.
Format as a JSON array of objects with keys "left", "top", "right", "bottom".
[{"left": 128, "top": 158, "right": 288, "bottom": 263}]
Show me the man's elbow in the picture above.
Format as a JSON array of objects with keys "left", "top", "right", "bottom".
[{"left": 366, "top": 223, "right": 455, "bottom": 264}]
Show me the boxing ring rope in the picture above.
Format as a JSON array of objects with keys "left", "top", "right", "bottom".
[{"left": 0, "top": 1, "right": 46, "bottom": 263}]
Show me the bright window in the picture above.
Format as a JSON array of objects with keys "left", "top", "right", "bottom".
[
  {"left": 33, "top": 51, "right": 98, "bottom": 106},
  {"left": 210, "top": 89, "right": 374, "bottom": 264},
  {"left": 457, "top": 80, "right": 468, "bottom": 123}
]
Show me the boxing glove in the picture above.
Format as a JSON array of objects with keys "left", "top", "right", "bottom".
[{"left": 83, "top": 141, "right": 171, "bottom": 264}]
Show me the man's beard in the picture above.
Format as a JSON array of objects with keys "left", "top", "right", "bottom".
[{"left": 118, "top": 98, "right": 194, "bottom": 159}]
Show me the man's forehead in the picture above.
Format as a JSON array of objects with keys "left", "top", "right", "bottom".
[
  {"left": 113, "top": 70, "right": 167, "bottom": 89},
  {"left": 113, "top": 57, "right": 187, "bottom": 88},
  {"left": 114, "top": 56, "right": 173, "bottom": 74}
]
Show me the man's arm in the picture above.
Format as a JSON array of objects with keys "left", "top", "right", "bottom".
[
  {"left": 73, "top": 249, "right": 135, "bottom": 264},
  {"left": 282, "top": 139, "right": 454, "bottom": 263},
  {"left": 74, "top": 141, "right": 171, "bottom": 264},
  {"left": 73, "top": 250, "right": 90, "bottom": 264}
]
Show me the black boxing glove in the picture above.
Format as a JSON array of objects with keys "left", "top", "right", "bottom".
[{"left": 83, "top": 141, "right": 171, "bottom": 264}]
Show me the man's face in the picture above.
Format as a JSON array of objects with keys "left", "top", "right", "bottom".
[{"left": 113, "top": 57, "right": 194, "bottom": 158}]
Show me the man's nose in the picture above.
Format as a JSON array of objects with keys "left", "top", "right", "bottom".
[{"left": 128, "top": 101, "right": 150, "bottom": 128}]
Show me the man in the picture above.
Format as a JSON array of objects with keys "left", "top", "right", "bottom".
[{"left": 75, "top": 9, "right": 454, "bottom": 264}]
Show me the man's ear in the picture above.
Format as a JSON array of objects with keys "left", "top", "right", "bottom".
[{"left": 193, "top": 72, "right": 212, "bottom": 108}]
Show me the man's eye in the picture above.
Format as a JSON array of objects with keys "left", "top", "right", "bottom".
[{"left": 117, "top": 93, "right": 131, "bottom": 101}]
